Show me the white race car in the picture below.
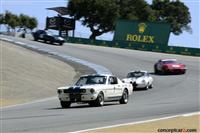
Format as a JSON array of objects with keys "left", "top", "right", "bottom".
[
  {"left": 57, "top": 74, "right": 133, "bottom": 108},
  {"left": 122, "top": 71, "right": 153, "bottom": 90}
]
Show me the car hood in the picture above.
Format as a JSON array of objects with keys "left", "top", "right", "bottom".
[
  {"left": 58, "top": 85, "right": 104, "bottom": 90},
  {"left": 58, "top": 86, "right": 70, "bottom": 90}
]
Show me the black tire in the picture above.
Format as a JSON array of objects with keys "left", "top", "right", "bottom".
[
  {"left": 144, "top": 85, "right": 149, "bottom": 90},
  {"left": 60, "top": 101, "right": 71, "bottom": 108},
  {"left": 154, "top": 65, "right": 158, "bottom": 74},
  {"left": 94, "top": 92, "right": 104, "bottom": 107},
  {"left": 132, "top": 84, "right": 135, "bottom": 91},
  {"left": 160, "top": 69, "right": 165, "bottom": 75},
  {"left": 34, "top": 37, "right": 38, "bottom": 41},
  {"left": 181, "top": 70, "right": 186, "bottom": 74},
  {"left": 59, "top": 42, "right": 63, "bottom": 46},
  {"left": 88, "top": 101, "right": 95, "bottom": 107},
  {"left": 149, "top": 84, "right": 153, "bottom": 89},
  {"left": 120, "top": 89, "right": 129, "bottom": 104}
]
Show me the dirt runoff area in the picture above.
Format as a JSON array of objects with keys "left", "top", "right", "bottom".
[
  {"left": 0, "top": 41, "right": 76, "bottom": 107},
  {"left": 86, "top": 114, "right": 200, "bottom": 133}
]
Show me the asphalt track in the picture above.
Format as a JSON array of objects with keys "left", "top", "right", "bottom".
[{"left": 1, "top": 36, "right": 199, "bottom": 132}]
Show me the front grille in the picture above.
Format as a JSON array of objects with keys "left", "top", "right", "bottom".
[{"left": 70, "top": 94, "right": 82, "bottom": 101}]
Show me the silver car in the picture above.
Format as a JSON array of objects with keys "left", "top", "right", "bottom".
[{"left": 122, "top": 71, "right": 153, "bottom": 90}]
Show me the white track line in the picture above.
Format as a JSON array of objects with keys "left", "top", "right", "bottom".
[
  {"left": 182, "top": 112, "right": 200, "bottom": 117},
  {"left": 73, "top": 111, "right": 200, "bottom": 133},
  {"left": 0, "top": 38, "right": 14, "bottom": 42},
  {"left": 14, "top": 41, "right": 26, "bottom": 45}
]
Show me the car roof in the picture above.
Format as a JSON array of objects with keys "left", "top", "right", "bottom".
[
  {"left": 128, "top": 70, "right": 148, "bottom": 73},
  {"left": 80, "top": 74, "right": 114, "bottom": 77},
  {"left": 160, "top": 59, "right": 177, "bottom": 62}
]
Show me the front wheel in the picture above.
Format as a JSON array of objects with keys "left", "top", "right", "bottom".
[
  {"left": 94, "top": 92, "right": 104, "bottom": 107},
  {"left": 154, "top": 65, "right": 158, "bottom": 74},
  {"left": 34, "top": 37, "right": 38, "bottom": 41},
  {"left": 181, "top": 70, "right": 186, "bottom": 74},
  {"left": 88, "top": 101, "right": 95, "bottom": 107},
  {"left": 120, "top": 89, "right": 129, "bottom": 104},
  {"left": 60, "top": 101, "right": 71, "bottom": 108},
  {"left": 149, "top": 84, "right": 153, "bottom": 89}
]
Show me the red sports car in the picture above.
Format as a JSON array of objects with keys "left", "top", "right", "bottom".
[{"left": 154, "top": 59, "right": 187, "bottom": 74}]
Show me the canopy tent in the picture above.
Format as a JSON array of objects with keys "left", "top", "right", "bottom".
[{"left": 46, "top": 7, "right": 68, "bottom": 16}]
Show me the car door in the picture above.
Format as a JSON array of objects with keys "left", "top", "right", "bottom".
[
  {"left": 108, "top": 76, "right": 123, "bottom": 100},
  {"left": 106, "top": 76, "right": 117, "bottom": 100},
  {"left": 113, "top": 77, "right": 123, "bottom": 97}
]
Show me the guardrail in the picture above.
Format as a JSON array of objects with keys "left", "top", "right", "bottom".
[{"left": 66, "top": 37, "right": 200, "bottom": 57}]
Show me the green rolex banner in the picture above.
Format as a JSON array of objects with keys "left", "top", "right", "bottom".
[{"left": 113, "top": 20, "right": 171, "bottom": 46}]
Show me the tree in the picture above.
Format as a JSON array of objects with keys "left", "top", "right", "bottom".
[
  {"left": 67, "top": 0, "right": 155, "bottom": 39},
  {"left": 8, "top": 14, "right": 19, "bottom": 31},
  {"left": 0, "top": 14, "right": 4, "bottom": 24},
  {"left": 118, "top": 0, "right": 155, "bottom": 21},
  {"left": 151, "top": 0, "right": 191, "bottom": 35},
  {"left": 0, "top": 11, "right": 38, "bottom": 34},
  {"left": 27, "top": 17, "right": 38, "bottom": 30},
  {"left": 18, "top": 14, "right": 37, "bottom": 31},
  {"left": 67, "top": 0, "right": 191, "bottom": 39},
  {"left": 19, "top": 14, "right": 29, "bottom": 29},
  {"left": 68, "top": 0, "right": 120, "bottom": 39},
  {"left": 4, "top": 11, "right": 20, "bottom": 32}
]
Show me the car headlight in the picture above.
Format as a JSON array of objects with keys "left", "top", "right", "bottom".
[
  {"left": 90, "top": 89, "right": 95, "bottom": 94},
  {"left": 82, "top": 89, "right": 86, "bottom": 93},
  {"left": 142, "top": 80, "right": 145, "bottom": 83}
]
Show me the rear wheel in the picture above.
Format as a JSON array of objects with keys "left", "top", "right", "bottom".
[
  {"left": 120, "top": 89, "right": 129, "bottom": 104},
  {"left": 60, "top": 101, "right": 71, "bottom": 108}
]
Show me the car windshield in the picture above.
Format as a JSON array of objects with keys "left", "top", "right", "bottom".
[
  {"left": 75, "top": 76, "right": 107, "bottom": 86},
  {"left": 162, "top": 60, "right": 177, "bottom": 64},
  {"left": 127, "top": 72, "right": 145, "bottom": 78},
  {"left": 46, "top": 31, "right": 54, "bottom": 36}
]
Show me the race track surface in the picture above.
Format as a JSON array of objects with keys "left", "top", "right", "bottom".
[{"left": 1, "top": 36, "right": 199, "bottom": 132}]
